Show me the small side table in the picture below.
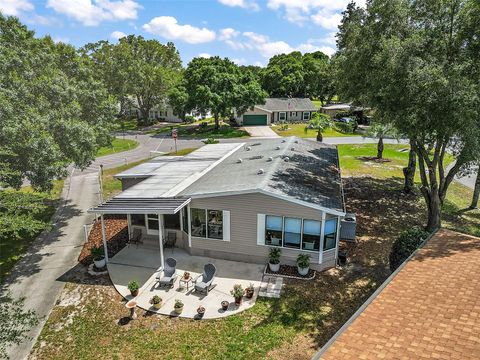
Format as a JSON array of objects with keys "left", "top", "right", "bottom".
[
  {"left": 179, "top": 276, "right": 193, "bottom": 291},
  {"left": 125, "top": 300, "right": 137, "bottom": 320}
]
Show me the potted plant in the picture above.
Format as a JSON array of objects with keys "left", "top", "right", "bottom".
[
  {"left": 128, "top": 280, "right": 140, "bottom": 297},
  {"left": 150, "top": 295, "right": 162, "bottom": 309},
  {"left": 183, "top": 271, "right": 190, "bottom": 280},
  {"left": 268, "top": 247, "right": 281, "bottom": 272},
  {"left": 91, "top": 245, "right": 106, "bottom": 269},
  {"left": 174, "top": 299, "right": 184, "bottom": 314},
  {"left": 221, "top": 301, "right": 229, "bottom": 311},
  {"left": 245, "top": 283, "right": 255, "bottom": 299},
  {"left": 197, "top": 305, "right": 205, "bottom": 318},
  {"left": 297, "top": 254, "right": 311, "bottom": 276},
  {"left": 231, "top": 284, "right": 244, "bottom": 305}
]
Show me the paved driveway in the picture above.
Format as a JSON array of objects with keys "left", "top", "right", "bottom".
[{"left": 243, "top": 126, "right": 280, "bottom": 138}]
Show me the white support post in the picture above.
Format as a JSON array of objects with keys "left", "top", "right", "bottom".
[
  {"left": 335, "top": 216, "right": 341, "bottom": 264},
  {"left": 127, "top": 214, "right": 132, "bottom": 239},
  {"left": 100, "top": 214, "right": 109, "bottom": 263},
  {"left": 318, "top": 211, "right": 326, "bottom": 264},
  {"left": 187, "top": 204, "right": 192, "bottom": 247},
  {"left": 158, "top": 214, "right": 165, "bottom": 270}
]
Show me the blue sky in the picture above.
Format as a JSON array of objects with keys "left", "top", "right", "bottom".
[{"left": 1, "top": 0, "right": 364, "bottom": 66}]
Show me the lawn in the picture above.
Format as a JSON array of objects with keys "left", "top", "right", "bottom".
[
  {"left": 96, "top": 138, "right": 139, "bottom": 157},
  {"left": 31, "top": 144, "right": 478, "bottom": 359},
  {"left": 271, "top": 123, "right": 358, "bottom": 138},
  {"left": 112, "top": 118, "right": 141, "bottom": 132},
  {"left": 0, "top": 180, "right": 64, "bottom": 282},
  {"left": 101, "top": 148, "right": 198, "bottom": 199},
  {"left": 148, "top": 121, "right": 249, "bottom": 139}
]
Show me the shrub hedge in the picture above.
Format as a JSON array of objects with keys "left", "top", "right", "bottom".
[{"left": 389, "top": 227, "right": 430, "bottom": 272}]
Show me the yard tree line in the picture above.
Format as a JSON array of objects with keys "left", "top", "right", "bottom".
[{"left": 336, "top": 0, "right": 480, "bottom": 230}]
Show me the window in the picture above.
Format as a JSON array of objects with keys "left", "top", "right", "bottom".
[
  {"left": 164, "top": 213, "right": 180, "bottom": 230},
  {"left": 284, "top": 217, "right": 301, "bottom": 249},
  {"left": 278, "top": 112, "right": 286, "bottom": 122},
  {"left": 302, "top": 220, "right": 321, "bottom": 251},
  {"left": 324, "top": 219, "right": 337, "bottom": 250},
  {"left": 207, "top": 210, "right": 223, "bottom": 239},
  {"left": 147, "top": 214, "right": 159, "bottom": 230},
  {"left": 131, "top": 214, "right": 145, "bottom": 226},
  {"left": 265, "top": 215, "right": 282, "bottom": 246},
  {"left": 303, "top": 112, "right": 310, "bottom": 121},
  {"left": 191, "top": 208, "right": 206, "bottom": 238},
  {"left": 182, "top": 208, "right": 189, "bottom": 234}
]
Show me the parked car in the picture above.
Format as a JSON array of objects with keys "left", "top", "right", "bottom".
[{"left": 335, "top": 117, "right": 355, "bottom": 123}]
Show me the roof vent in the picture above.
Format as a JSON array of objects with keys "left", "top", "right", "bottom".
[
  {"left": 281, "top": 139, "right": 286, "bottom": 143},
  {"left": 267, "top": 156, "right": 273, "bottom": 162},
  {"left": 246, "top": 146, "right": 252, "bottom": 151},
  {"left": 294, "top": 140, "right": 299, "bottom": 144},
  {"left": 237, "top": 158, "right": 243, "bottom": 163},
  {"left": 275, "top": 146, "right": 281, "bottom": 150},
  {"left": 284, "top": 157, "right": 290, "bottom": 162},
  {"left": 257, "top": 169, "right": 264, "bottom": 175},
  {"left": 291, "top": 147, "right": 295, "bottom": 151}
]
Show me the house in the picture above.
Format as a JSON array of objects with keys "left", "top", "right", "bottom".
[
  {"left": 315, "top": 229, "right": 480, "bottom": 359},
  {"left": 89, "top": 137, "right": 352, "bottom": 272},
  {"left": 320, "top": 103, "right": 352, "bottom": 118},
  {"left": 235, "top": 98, "right": 318, "bottom": 126}
]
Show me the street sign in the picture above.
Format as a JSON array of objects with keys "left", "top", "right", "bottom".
[{"left": 172, "top": 129, "right": 178, "bottom": 139}]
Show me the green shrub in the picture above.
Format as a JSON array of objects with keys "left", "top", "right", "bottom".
[
  {"left": 335, "top": 121, "right": 356, "bottom": 134},
  {"left": 202, "top": 137, "right": 219, "bottom": 144},
  {"left": 389, "top": 227, "right": 430, "bottom": 271},
  {"left": 296, "top": 254, "right": 310, "bottom": 268},
  {"left": 184, "top": 115, "right": 195, "bottom": 123},
  {"left": 268, "top": 247, "right": 281, "bottom": 264}
]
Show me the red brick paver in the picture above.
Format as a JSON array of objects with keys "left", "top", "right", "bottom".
[{"left": 320, "top": 229, "right": 480, "bottom": 359}]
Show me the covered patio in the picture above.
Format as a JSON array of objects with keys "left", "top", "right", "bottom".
[{"left": 108, "top": 245, "right": 264, "bottom": 319}]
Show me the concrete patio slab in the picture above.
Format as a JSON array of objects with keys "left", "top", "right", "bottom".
[{"left": 108, "top": 246, "right": 264, "bottom": 319}]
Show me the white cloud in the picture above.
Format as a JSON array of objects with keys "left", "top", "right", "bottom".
[
  {"left": 198, "top": 53, "right": 212, "bottom": 58},
  {"left": 143, "top": 16, "right": 216, "bottom": 44},
  {"left": 53, "top": 36, "right": 69, "bottom": 43},
  {"left": 218, "top": 0, "right": 259, "bottom": 11},
  {"left": 219, "top": 27, "right": 239, "bottom": 41},
  {"left": 266, "top": 0, "right": 365, "bottom": 29},
  {"left": 110, "top": 30, "right": 127, "bottom": 40},
  {"left": 0, "top": 0, "right": 33, "bottom": 16},
  {"left": 46, "top": 0, "right": 141, "bottom": 26},
  {"left": 232, "top": 57, "right": 247, "bottom": 65}
]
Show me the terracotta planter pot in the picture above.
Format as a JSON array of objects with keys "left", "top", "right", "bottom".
[
  {"left": 130, "top": 289, "right": 139, "bottom": 297},
  {"left": 245, "top": 290, "right": 254, "bottom": 299},
  {"left": 221, "top": 301, "right": 229, "bottom": 311},
  {"left": 234, "top": 297, "right": 242, "bottom": 306}
]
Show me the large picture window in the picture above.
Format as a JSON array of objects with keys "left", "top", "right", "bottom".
[
  {"left": 265, "top": 215, "right": 282, "bottom": 246},
  {"left": 283, "top": 217, "right": 301, "bottom": 249},
  {"left": 323, "top": 219, "right": 337, "bottom": 250},
  {"left": 207, "top": 210, "right": 223, "bottom": 239},
  {"left": 302, "top": 220, "right": 321, "bottom": 251},
  {"left": 191, "top": 208, "right": 206, "bottom": 238},
  {"left": 278, "top": 112, "right": 286, "bottom": 122}
]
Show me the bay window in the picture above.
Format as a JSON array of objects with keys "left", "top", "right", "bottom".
[
  {"left": 323, "top": 219, "right": 337, "bottom": 250},
  {"left": 302, "top": 220, "right": 321, "bottom": 251},
  {"left": 283, "top": 217, "right": 301, "bottom": 249},
  {"left": 265, "top": 215, "right": 282, "bottom": 246}
]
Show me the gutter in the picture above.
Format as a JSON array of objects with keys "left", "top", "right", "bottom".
[{"left": 312, "top": 229, "right": 439, "bottom": 360}]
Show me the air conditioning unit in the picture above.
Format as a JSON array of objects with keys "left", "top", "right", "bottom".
[{"left": 340, "top": 213, "right": 356, "bottom": 241}]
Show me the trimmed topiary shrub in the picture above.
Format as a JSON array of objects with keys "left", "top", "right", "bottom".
[{"left": 389, "top": 227, "right": 430, "bottom": 272}]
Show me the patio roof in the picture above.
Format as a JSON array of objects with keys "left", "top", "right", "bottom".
[{"left": 88, "top": 197, "right": 191, "bottom": 214}]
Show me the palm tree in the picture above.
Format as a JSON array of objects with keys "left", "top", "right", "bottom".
[
  {"left": 305, "top": 113, "right": 332, "bottom": 142},
  {"left": 366, "top": 122, "right": 397, "bottom": 159}
]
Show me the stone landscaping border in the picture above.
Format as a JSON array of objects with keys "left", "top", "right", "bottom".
[
  {"left": 263, "top": 265, "right": 316, "bottom": 280},
  {"left": 87, "top": 263, "right": 108, "bottom": 276}
]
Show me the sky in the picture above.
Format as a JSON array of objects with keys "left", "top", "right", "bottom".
[{"left": 0, "top": 0, "right": 364, "bottom": 67}]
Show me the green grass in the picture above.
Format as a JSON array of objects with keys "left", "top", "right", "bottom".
[
  {"left": 102, "top": 148, "right": 198, "bottom": 199},
  {"left": 271, "top": 123, "right": 358, "bottom": 138},
  {"left": 112, "top": 118, "right": 141, "bottom": 131},
  {"left": 96, "top": 138, "right": 139, "bottom": 157},
  {"left": 148, "top": 122, "right": 249, "bottom": 139},
  {"left": 0, "top": 180, "right": 64, "bottom": 282}
]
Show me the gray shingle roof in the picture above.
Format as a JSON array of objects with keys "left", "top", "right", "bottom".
[{"left": 258, "top": 98, "right": 317, "bottom": 112}]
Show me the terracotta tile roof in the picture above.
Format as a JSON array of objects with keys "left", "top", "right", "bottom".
[{"left": 318, "top": 229, "right": 480, "bottom": 360}]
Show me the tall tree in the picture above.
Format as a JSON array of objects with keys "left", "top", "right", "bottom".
[
  {"left": 366, "top": 122, "right": 397, "bottom": 159},
  {"left": 0, "top": 15, "right": 116, "bottom": 191},
  {"left": 184, "top": 56, "right": 266, "bottom": 129},
  {"left": 83, "top": 36, "right": 182, "bottom": 125},
  {"left": 336, "top": 0, "right": 480, "bottom": 231},
  {"left": 261, "top": 52, "right": 305, "bottom": 97},
  {"left": 470, "top": 166, "right": 480, "bottom": 209}
]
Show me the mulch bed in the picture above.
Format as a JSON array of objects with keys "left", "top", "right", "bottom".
[
  {"left": 78, "top": 215, "right": 128, "bottom": 265},
  {"left": 265, "top": 264, "right": 316, "bottom": 279}
]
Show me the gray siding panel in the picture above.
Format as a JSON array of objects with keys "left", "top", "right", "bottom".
[{"left": 189, "top": 193, "right": 338, "bottom": 270}]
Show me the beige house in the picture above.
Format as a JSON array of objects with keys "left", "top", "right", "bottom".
[
  {"left": 89, "top": 137, "right": 353, "bottom": 272},
  {"left": 235, "top": 98, "right": 318, "bottom": 126}
]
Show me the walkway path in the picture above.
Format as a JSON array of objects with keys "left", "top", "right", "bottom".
[{"left": 243, "top": 126, "right": 280, "bottom": 138}]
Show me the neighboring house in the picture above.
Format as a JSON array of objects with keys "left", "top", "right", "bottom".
[
  {"left": 320, "top": 103, "right": 352, "bottom": 118},
  {"left": 315, "top": 229, "right": 480, "bottom": 360},
  {"left": 89, "top": 137, "right": 354, "bottom": 272},
  {"left": 235, "top": 98, "right": 318, "bottom": 126}
]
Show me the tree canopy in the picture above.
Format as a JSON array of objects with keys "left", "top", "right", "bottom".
[
  {"left": 336, "top": 0, "right": 480, "bottom": 230},
  {"left": 82, "top": 35, "right": 182, "bottom": 125},
  {"left": 0, "top": 15, "right": 116, "bottom": 191},
  {"left": 183, "top": 56, "right": 266, "bottom": 129}
]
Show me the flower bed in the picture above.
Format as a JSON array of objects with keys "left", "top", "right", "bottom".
[
  {"left": 78, "top": 215, "right": 128, "bottom": 265},
  {"left": 264, "top": 264, "right": 316, "bottom": 280}
]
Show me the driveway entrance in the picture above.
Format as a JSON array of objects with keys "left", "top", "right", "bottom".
[{"left": 243, "top": 126, "right": 280, "bottom": 138}]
